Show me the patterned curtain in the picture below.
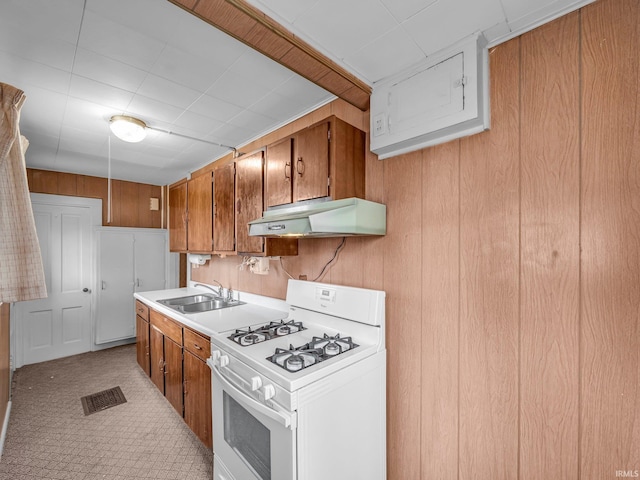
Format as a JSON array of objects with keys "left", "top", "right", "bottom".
[{"left": 0, "top": 82, "right": 46, "bottom": 302}]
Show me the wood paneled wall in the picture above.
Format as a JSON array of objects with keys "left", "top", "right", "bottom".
[
  {"left": 26, "top": 169, "right": 165, "bottom": 228},
  {"left": 194, "top": 1, "right": 639, "bottom": 477}
]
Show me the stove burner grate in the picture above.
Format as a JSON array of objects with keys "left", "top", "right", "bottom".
[
  {"left": 228, "top": 319, "right": 305, "bottom": 346},
  {"left": 266, "top": 333, "right": 359, "bottom": 373}
]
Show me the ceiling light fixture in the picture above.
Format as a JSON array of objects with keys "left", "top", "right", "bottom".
[
  {"left": 108, "top": 114, "right": 240, "bottom": 155},
  {"left": 109, "top": 115, "right": 147, "bottom": 143}
]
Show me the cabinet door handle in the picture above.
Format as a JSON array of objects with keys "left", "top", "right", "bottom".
[
  {"left": 193, "top": 343, "right": 202, "bottom": 350},
  {"left": 296, "top": 157, "right": 305, "bottom": 175},
  {"left": 284, "top": 161, "right": 291, "bottom": 180}
]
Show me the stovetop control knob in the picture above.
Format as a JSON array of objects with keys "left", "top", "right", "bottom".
[
  {"left": 219, "top": 355, "right": 229, "bottom": 368},
  {"left": 211, "top": 350, "right": 221, "bottom": 361},
  {"left": 250, "top": 376, "right": 262, "bottom": 391},
  {"left": 263, "top": 384, "right": 276, "bottom": 401}
]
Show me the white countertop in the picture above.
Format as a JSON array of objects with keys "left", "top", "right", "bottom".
[{"left": 134, "top": 286, "right": 289, "bottom": 338}]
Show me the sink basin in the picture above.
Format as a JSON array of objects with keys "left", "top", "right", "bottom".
[
  {"left": 158, "top": 293, "right": 217, "bottom": 307},
  {"left": 157, "top": 294, "right": 245, "bottom": 313},
  {"left": 180, "top": 298, "right": 243, "bottom": 313}
]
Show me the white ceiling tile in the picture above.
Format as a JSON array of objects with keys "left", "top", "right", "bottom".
[
  {"left": 68, "top": 76, "right": 135, "bottom": 111},
  {"left": 125, "top": 95, "right": 184, "bottom": 125},
  {"left": 208, "top": 71, "right": 271, "bottom": 109},
  {"left": 245, "top": 0, "right": 321, "bottom": 24},
  {"left": 78, "top": 10, "right": 165, "bottom": 71},
  {"left": 0, "top": 28, "right": 77, "bottom": 72},
  {"left": 2, "top": 0, "right": 585, "bottom": 185},
  {"left": 72, "top": 48, "right": 148, "bottom": 93},
  {"left": 228, "top": 49, "right": 294, "bottom": 91},
  {"left": 272, "top": 76, "right": 333, "bottom": 106},
  {"left": 250, "top": 92, "right": 309, "bottom": 123},
  {"left": 293, "top": 0, "right": 398, "bottom": 60},
  {"left": 404, "top": 0, "right": 505, "bottom": 56},
  {"left": 346, "top": 26, "right": 427, "bottom": 83},
  {"left": 21, "top": 131, "right": 60, "bottom": 154},
  {"left": 136, "top": 74, "right": 202, "bottom": 110},
  {"left": 171, "top": 111, "right": 225, "bottom": 137},
  {"left": 85, "top": 0, "right": 178, "bottom": 45},
  {"left": 228, "top": 109, "right": 277, "bottom": 134},
  {"left": 19, "top": 87, "right": 67, "bottom": 137},
  {"left": 210, "top": 122, "right": 254, "bottom": 148},
  {"left": 188, "top": 95, "right": 245, "bottom": 123},
  {"left": 501, "top": 0, "right": 556, "bottom": 22},
  {"left": 0, "top": 52, "right": 71, "bottom": 95},
  {"left": 61, "top": 97, "right": 115, "bottom": 134},
  {"left": 22, "top": 145, "right": 59, "bottom": 171},
  {"left": 0, "top": 0, "right": 84, "bottom": 45},
  {"left": 380, "top": 0, "right": 440, "bottom": 22},
  {"left": 150, "top": 45, "right": 235, "bottom": 92},
  {"left": 167, "top": 10, "right": 249, "bottom": 64}
]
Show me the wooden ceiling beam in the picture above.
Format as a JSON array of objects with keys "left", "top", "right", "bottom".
[{"left": 168, "top": 0, "right": 371, "bottom": 111}]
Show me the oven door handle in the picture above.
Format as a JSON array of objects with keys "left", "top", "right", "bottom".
[{"left": 208, "top": 359, "right": 296, "bottom": 430}]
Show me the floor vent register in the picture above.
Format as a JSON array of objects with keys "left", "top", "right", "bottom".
[{"left": 80, "top": 386, "right": 127, "bottom": 415}]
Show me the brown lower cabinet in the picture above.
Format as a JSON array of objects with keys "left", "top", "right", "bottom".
[
  {"left": 135, "top": 300, "right": 150, "bottom": 376},
  {"left": 139, "top": 304, "right": 212, "bottom": 449},
  {"left": 184, "top": 350, "right": 212, "bottom": 448}
]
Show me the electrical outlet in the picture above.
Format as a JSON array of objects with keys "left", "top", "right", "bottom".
[
  {"left": 249, "top": 257, "right": 269, "bottom": 275},
  {"left": 373, "top": 114, "right": 386, "bottom": 137}
]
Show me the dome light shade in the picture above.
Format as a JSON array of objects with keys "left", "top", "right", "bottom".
[{"left": 109, "top": 115, "right": 147, "bottom": 143}]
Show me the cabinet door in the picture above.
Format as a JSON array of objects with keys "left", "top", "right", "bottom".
[
  {"left": 169, "top": 182, "right": 188, "bottom": 252},
  {"left": 265, "top": 137, "right": 293, "bottom": 208},
  {"left": 236, "top": 152, "right": 265, "bottom": 255},
  {"left": 96, "top": 230, "right": 135, "bottom": 344},
  {"left": 136, "top": 315, "right": 150, "bottom": 376},
  {"left": 187, "top": 173, "right": 213, "bottom": 252},
  {"left": 184, "top": 350, "right": 213, "bottom": 449},
  {"left": 213, "top": 163, "right": 236, "bottom": 253},
  {"left": 294, "top": 122, "right": 329, "bottom": 203},
  {"left": 164, "top": 337, "right": 184, "bottom": 415},
  {"left": 150, "top": 325, "right": 165, "bottom": 392}
]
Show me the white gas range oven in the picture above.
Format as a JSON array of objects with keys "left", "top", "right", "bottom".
[{"left": 207, "top": 279, "right": 386, "bottom": 480}]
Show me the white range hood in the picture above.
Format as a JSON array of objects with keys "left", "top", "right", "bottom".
[{"left": 248, "top": 198, "right": 386, "bottom": 238}]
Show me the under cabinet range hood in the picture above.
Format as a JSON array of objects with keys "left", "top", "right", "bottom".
[{"left": 248, "top": 198, "right": 386, "bottom": 238}]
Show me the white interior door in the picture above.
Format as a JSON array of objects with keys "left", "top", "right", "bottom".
[
  {"left": 134, "top": 231, "right": 167, "bottom": 293},
  {"left": 17, "top": 195, "right": 100, "bottom": 366},
  {"left": 94, "top": 228, "right": 168, "bottom": 345},
  {"left": 95, "top": 229, "right": 135, "bottom": 344}
]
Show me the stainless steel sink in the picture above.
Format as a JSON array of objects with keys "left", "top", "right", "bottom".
[
  {"left": 158, "top": 293, "right": 217, "bottom": 307},
  {"left": 157, "top": 294, "right": 244, "bottom": 313}
]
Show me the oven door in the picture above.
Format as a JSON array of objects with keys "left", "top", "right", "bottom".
[{"left": 208, "top": 358, "right": 296, "bottom": 480}]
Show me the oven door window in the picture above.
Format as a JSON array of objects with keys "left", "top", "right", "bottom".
[{"left": 223, "top": 391, "right": 271, "bottom": 480}]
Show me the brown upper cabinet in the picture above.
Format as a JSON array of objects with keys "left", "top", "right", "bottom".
[
  {"left": 169, "top": 175, "right": 213, "bottom": 253},
  {"left": 236, "top": 152, "right": 299, "bottom": 257},
  {"left": 265, "top": 116, "right": 366, "bottom": 209},
  {"left": 186, "top": 173, "right": 213, "bottom": 253},
  {"left": 213, "top": 163, "right": 236, "bottom": 254},
  {"left": 236, "top": 151, "right": 265, "bottom": 255},
  {"left": 169, "top": 181, "right": 187, "bottom": 251}
]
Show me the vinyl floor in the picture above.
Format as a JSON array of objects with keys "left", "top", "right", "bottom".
[{"left": 0, "top": 344, "right": 213, "bottom": 480}]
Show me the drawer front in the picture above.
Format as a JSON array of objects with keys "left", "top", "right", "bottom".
[
  {"left": 135, "top": 300, "right": 149, "bottom": 321},
  {"left": 184, "top": 328, "right": 211, "bottom": 361},
  {"left": 150, "top": 310, "right": 182, "bottom": 345}
]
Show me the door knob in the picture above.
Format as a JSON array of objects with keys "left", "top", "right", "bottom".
[{"left": 82, "top": 288, "right": 91, "bottom": 293}]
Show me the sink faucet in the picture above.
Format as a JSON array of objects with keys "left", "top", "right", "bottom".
[{"left": 194, "top": 281, "right": 223, "bottom": 297}]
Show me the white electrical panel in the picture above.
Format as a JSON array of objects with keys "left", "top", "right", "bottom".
[{"left": 370, "top": 33, "right": 490, "bottom": 159}]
